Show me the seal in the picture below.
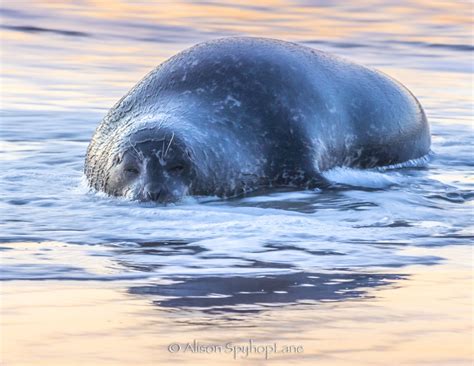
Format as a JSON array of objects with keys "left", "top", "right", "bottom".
[{"left": 85, "top": 37, "right": 430, "bottom": 202}]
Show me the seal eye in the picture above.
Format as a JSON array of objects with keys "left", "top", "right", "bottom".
[
  {"left": 124, "top": 166, "right": 139, "bottom": 175},
  {"left": 168, "top": 165, "right": 184, "bottom": 175}
]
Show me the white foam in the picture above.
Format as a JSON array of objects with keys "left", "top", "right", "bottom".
[
  {"left": 322, "top": 167, "right": 400, "bottom": 189},
  {"left": 322, "top": 154, "right": 432, "bottom": 189},
  {"left": 375, "top": 153, "right": 432, "bottom": 171}
]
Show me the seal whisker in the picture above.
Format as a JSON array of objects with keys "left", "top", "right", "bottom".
[
  {"left": 161, "top": 138, "right": 166, "bottom": 161},
  {"left": 131, "top": 143, "right": 143, "bottom": 161},
  {"left": 164, "top": 132, "right": 175, "bottom": 158}
]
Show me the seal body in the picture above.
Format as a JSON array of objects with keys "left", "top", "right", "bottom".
[{"left": 85, "top": 37, "right": 430, "bottom": 202}]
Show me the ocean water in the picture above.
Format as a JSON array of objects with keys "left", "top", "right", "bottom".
[{"left": 1, "top": 1, "right": 472, "bottom": 365}]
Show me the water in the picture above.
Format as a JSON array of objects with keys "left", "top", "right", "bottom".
[{"left": 1, "top": 1, "right": 473, "bottom": 365}]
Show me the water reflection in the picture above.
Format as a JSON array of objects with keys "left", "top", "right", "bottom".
[
  {"left": 129, "top": 271, "right": 405, "bottom": 314},
  {"left": 109, "top": 240, "right": 412, "bottom": 315},
  {"left": 100, "top": 239, "right": 414, "bottom": 315}
]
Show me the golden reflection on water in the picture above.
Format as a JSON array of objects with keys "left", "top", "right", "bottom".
[
  {"left": 31, "top": 0, "right": 472, "bottom": 39},
  {"left": 1, "top": 245, "right": 472, "bottom": 365},
  {"left": 1, "top": 0, "right": 472, "bottom": 112}
]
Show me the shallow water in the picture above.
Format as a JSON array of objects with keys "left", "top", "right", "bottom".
[{"left": 1, "top": 1, "right": 473, "bottom": 365}]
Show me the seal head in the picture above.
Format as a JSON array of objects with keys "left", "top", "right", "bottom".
[{"left": 106, "top": 128, "right": 196, "bottom": 202}]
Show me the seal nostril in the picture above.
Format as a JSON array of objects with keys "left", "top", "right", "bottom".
[
  {"left": 168, "top": 165, "right": 184, "bottom": 175},
  {"left": 143, "top": 184, "right": 162, "bottom": 201},
  {"left": 148, "top": 190, "right": 161, "bottom": 201}
]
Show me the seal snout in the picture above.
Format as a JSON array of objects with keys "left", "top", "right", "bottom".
[{"left": 143, "top": 182, "right": 164, "bottom": 202}]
